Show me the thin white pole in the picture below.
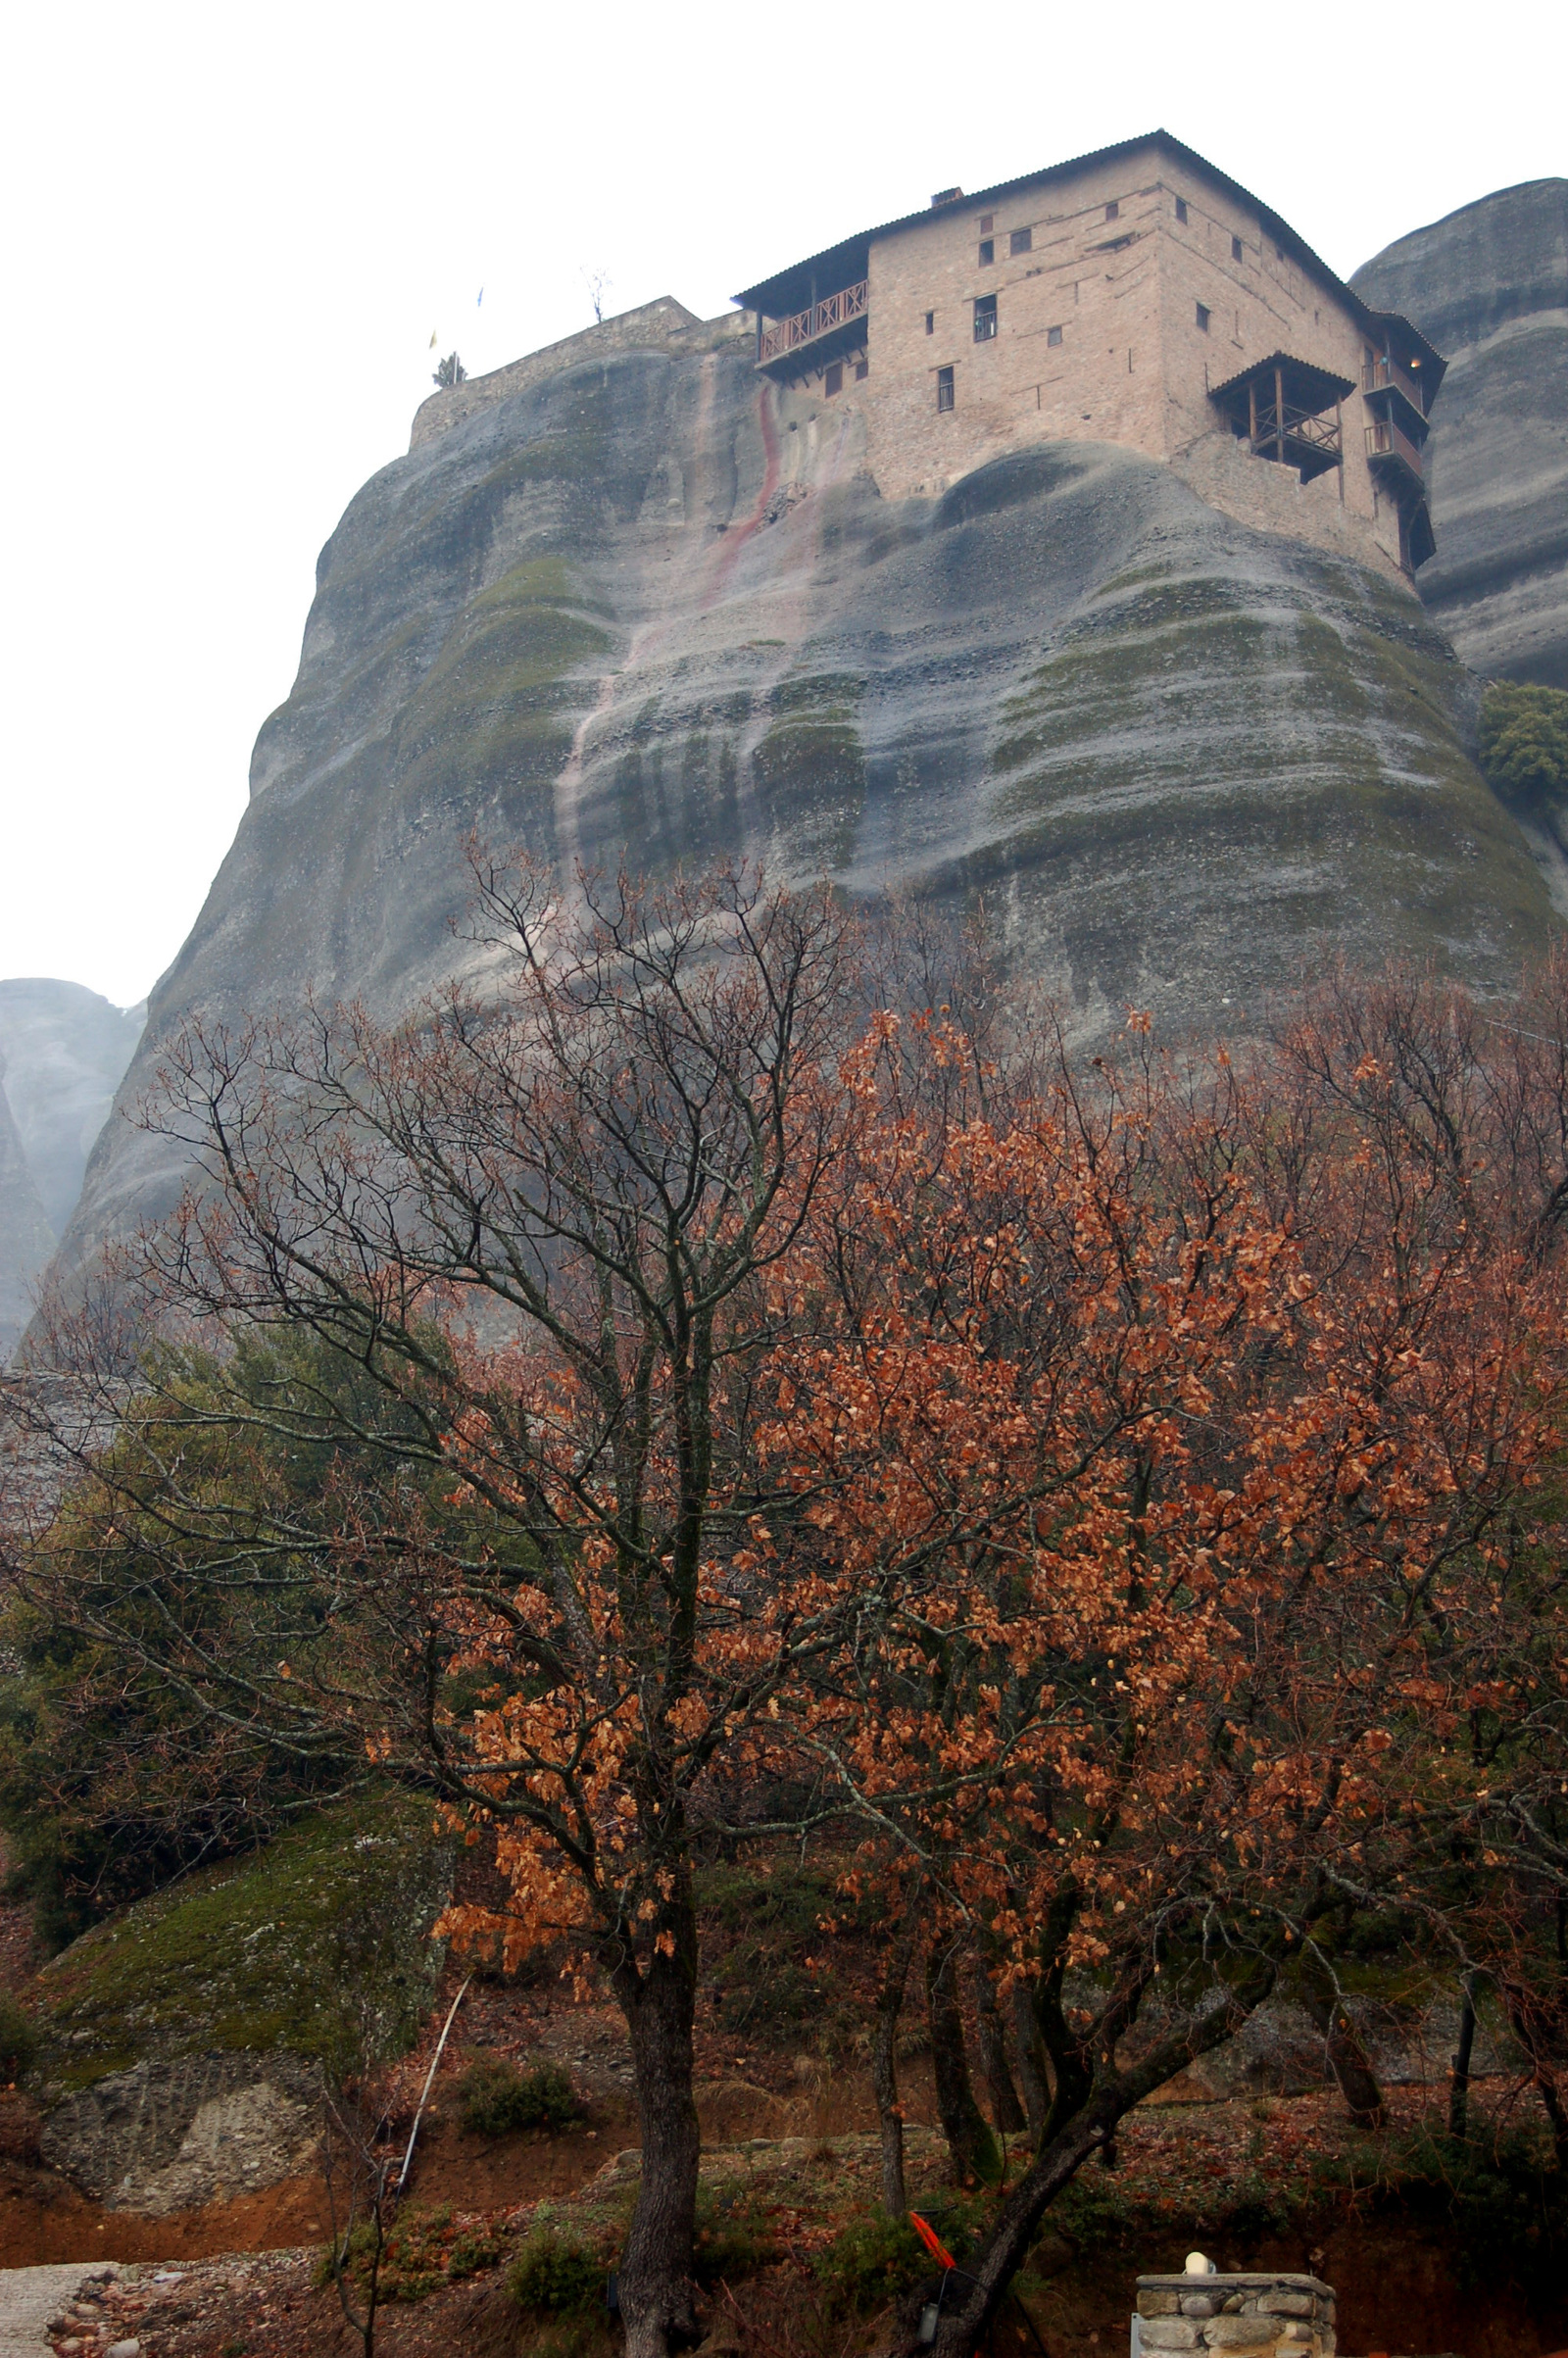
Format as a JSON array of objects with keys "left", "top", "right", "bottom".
[{"left": 396, "top": 1974, "right": 473, "bottom": 2193}]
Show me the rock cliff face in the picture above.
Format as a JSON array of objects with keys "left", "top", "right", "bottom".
[
  {"left": 41, "top": 303, "right": 1555, "bottom": 1307},
  {"left": 0, "top": 1072, "right": 56, "bottom": 1362},
  {"left": 1352, "top": 180, "right": 1568, "bottom": 688},
  {"left": 0, "top": 983, "right": 142, "bottom": 1359}
]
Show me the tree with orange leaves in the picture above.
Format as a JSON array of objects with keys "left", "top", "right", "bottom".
[
  {"left": 15, "top": 898, "right": 1568, "bottom": 2358},
  {"left": 754, "top": 998, "right": 1568, "bottom": 2356}
]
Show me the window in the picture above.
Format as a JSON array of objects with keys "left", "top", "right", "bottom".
[
  {"left": 973, "top": 292, "right": 997, "bottom": 342},
  {"left": 1175, "top": 196, "right": 1188, "bottom": 223},
  {"left": 1231, "top": 233, "right": 1244, "bottom": 261},
  {"left": 1010, "top": 225, "right": 1032, "bottom": 256},
  {"left": 1196, "top": 302, "right": 1210, "bottom": 332},
  {"left": 978, "top": 238, "right": 994, "bottom": 266},
  {"left": 1048, "top": 323, "right": 1062, "bottom": 347},
  {"left": 824, "top": 362, "right": 843, "bottom": 396},
  {"left": 1105, "top": 201, "right": 1119, "bottom": 221},
  {"left": 924, "top": 310, "right": 935, "bottom": 334},
  {"left": 979, "top": 213, "right": 994, "bottom": 233},
  {"left": 937, "top": 365, "right": 955, "bottom": 412},
  {"left": 854, "top": 358, "right": 868, "bottom": 381}
]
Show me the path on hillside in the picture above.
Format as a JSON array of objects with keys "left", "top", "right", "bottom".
[{"left": 0, "top": 2265, "right": 115, "bottom": 2358}]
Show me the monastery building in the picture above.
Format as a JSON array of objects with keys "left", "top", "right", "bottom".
[{"left": 735, "top": 130, "right": 1444, "bottom": 579}]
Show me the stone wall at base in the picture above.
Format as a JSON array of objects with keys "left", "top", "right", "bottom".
[{"left": 1137, "top": 2273, "right": 1336, "bottom": 2358}]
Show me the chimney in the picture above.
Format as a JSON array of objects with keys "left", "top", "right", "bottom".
[{"left": 930, "top": 187, "right": 963, "bottom": 207}]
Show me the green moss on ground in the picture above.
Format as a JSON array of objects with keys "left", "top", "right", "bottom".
[{"left": 34, "top": 1795, "right": 453, "bottom": 2089}]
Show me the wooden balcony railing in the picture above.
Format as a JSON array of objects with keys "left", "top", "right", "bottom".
[
  {"left": 1365, "top": 416, "right": 1425, "bottom": 481},
  {"left": 1362, "top": 355, "right": 1428, "bottom": 418},
  {"left": 759, "top": 278, "right": 869, "bottom": 365}
]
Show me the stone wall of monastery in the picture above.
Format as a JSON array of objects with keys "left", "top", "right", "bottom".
[{"left": 780, "top": 146, "right": 1416, "bottom": 584}]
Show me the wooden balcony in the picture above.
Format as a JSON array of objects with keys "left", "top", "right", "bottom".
[
  {"left": 1364, "top": 415, "right": 1425, "bottom": 490},
  {"left": 1362, "top": 354, "right": 1429, "bottom": 420},
  {"left": 757, "top": 279, "right": 869, "bottom": 376},
  {"left": 1208, "top": 353, "right": 1352, "bottom": 487}
]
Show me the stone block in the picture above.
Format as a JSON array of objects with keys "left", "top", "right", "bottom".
[
  {"left": 1201, "top": 2319, "right": 1276, "bottom": 2348},
  {"left": 1181, "top": 2297, "right": 1219, "bottom": 2317},
  {"left": 1140, "top": 2295, "right": 1182, "bottom": 2318},
  {"left": 1257, "top": 2295, "right": 1313, "bottom": 2318},
  {"left": 1277, "top": 2328, "right": 1312, "bottom": 2344},
  {"left": 1141, "top": 2322, "right": 1200, "bottom": 2350}
]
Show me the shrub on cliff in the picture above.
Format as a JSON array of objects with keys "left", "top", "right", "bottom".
[{"left": 1480, "top": 679, "right": 1568, "bottom": 799}]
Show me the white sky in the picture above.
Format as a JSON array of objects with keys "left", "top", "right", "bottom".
[{"left": 1, "top": 0, "right": 1561, "bottom": 1008}]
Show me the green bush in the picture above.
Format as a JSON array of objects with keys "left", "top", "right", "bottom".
[
  {"left": 1316, "top": 2125, "right": 1566, "bottom": 2297},
  {"left": 506, "top": 2225, "right": 605, "bottom": 2316},
  {"left": 457, "top": 2053, "right": 582, "bottom": 2137},
  {"left": 1479, "top": 680, "right": 1568, "bottom": 800},
  {"left": 812, "top": 2208, "right": 929, "bottom": 2314},
  {"left": 0, "top": 1994, "right": 37, "bottom": 2080},
  {"left": 694, "top": 2184, "right": 781, "bottom": 2283}
]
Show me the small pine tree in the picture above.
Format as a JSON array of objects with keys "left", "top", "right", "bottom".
[
  {"left": 1479, "top": 679, "right": 1568, "bottom": 800},
  {"left": 432, "top": 352, "right": 467, "bottom": 390}
]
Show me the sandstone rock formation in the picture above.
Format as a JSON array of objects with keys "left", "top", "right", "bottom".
[
  {"left": 0, "top": 982, "right": 144, "bottom": 1240},
  {"left": 0, "top": 982, "right": 142, "bottom": 1361},
  {"left": 1352, "top": 179, "right": 1568, "bottom": 689},
  {"left": 0, "top": 1070, "right": 56, "bottom": 1362},
  {"left": 39, "top": 304, "right": 1555, "bottom": 1308}
]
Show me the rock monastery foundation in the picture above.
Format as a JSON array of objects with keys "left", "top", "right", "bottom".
[{"left": 413, "top": 130, "right": 1446, "bottom": 590}]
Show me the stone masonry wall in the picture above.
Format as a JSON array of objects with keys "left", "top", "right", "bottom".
[
  {"left": 774, "top": 143, "right": 1412, "bottom": 583},
  {"left": 1137, "top": 2273, "right": 1336, "bottom": 2358}
]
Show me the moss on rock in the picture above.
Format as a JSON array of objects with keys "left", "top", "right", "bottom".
[{"left": 33, "top": 1796, "right": 453, "bottom": 2091}]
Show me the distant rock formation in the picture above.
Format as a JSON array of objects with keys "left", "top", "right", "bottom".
[
  {"left": 0, "top": 1068, "right": 56, "bottom": 1362},
  {"left": 1353, "top": 179, "right": 1568, "bottom": 688},
  {"left": 33, "top": 296, "right": 1557, "bottom": 1315},
  {"left": 0, "top": 982, "right": 142, "bottom": 1361}
]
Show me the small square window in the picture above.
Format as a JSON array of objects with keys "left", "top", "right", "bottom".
[
  {"left": 824, "top": 362, "right": 843, "bottom": 396},
  {"left": 1175, "top": 196, "right": 1188, "bottom": 224},
  {"left": 1010, "top": 225, "right": 1032, "bottom": 256},
  {"left": 937, "top": 365, "right": 955, "bottom": 413},
  {"left": 1274, "top": 242, "right": 1284, "bottom": 260},
  {"left": 1232, "top": 233, "right": 1244, "bottom": 261},
  {"left": 924, "top": 310, "right": 934, "bottom": 334},
  {"left": 979, "top": 213, "right": 994, "bottom": 233},
  {"left": 1105, "top": 201, "right": 1119, "bottom": 221},
  {"left": 978, "top": 238, "right": 994, "bottom": 266},
  {"left": 1048, "top": 323, "right": 1063, "bottom": 348},
  {"left": 1196, "top": 302, "right": 1210, "bottom": 332},
  {"left": 973, "top": 292, "right": 998, "bottom": 342},
  {"left": 854, "top": 358, "right": 868, "bottom": 381}
]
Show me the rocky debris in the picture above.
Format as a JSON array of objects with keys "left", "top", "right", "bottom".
[
  {"left": 591, "top": 2123, "right": 947, "bottom": 2186},
  {"left": 41, "top": 2252, "right": 311, "bottom": 2358},
  {"left": 40, "top": 2058, "right": 321, "bottom": 2218},
  {"left": 1352, "top": 179, "right": 1568, "bottom": 690},
  {"left": 39, "top": 325, "right": 1554, "bottom": 1320}
]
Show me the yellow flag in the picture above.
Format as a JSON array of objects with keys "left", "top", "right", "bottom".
[{"left": 429, "top": 330, "right": 437, "bottom": 348}]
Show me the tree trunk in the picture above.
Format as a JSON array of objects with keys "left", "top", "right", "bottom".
[
  {"left": 1298, "top": 1965, "right": 1386, "bottom": 2131},
  {"left": 872, "top": 1898, "right": 921, "bottom": 2217},
  {"left": 1448, "top": 1975, "right": 1476, "bottom": 2139},
  {"left": 1010, "top": 1982, "right": 1052, "bottom": 2143},
  {"left": 888, "top": 1967, "right": 1279, "bottom": 2358},
  {"left": 926, "top": 1935, "right": 1002, "bottom": 2185},
  {"left": 975, "top": 1958, "right": 1027, "bottom": 2136},
  {"left": 612, "top": 1918, "right": 702, "bottom": 2358}
]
